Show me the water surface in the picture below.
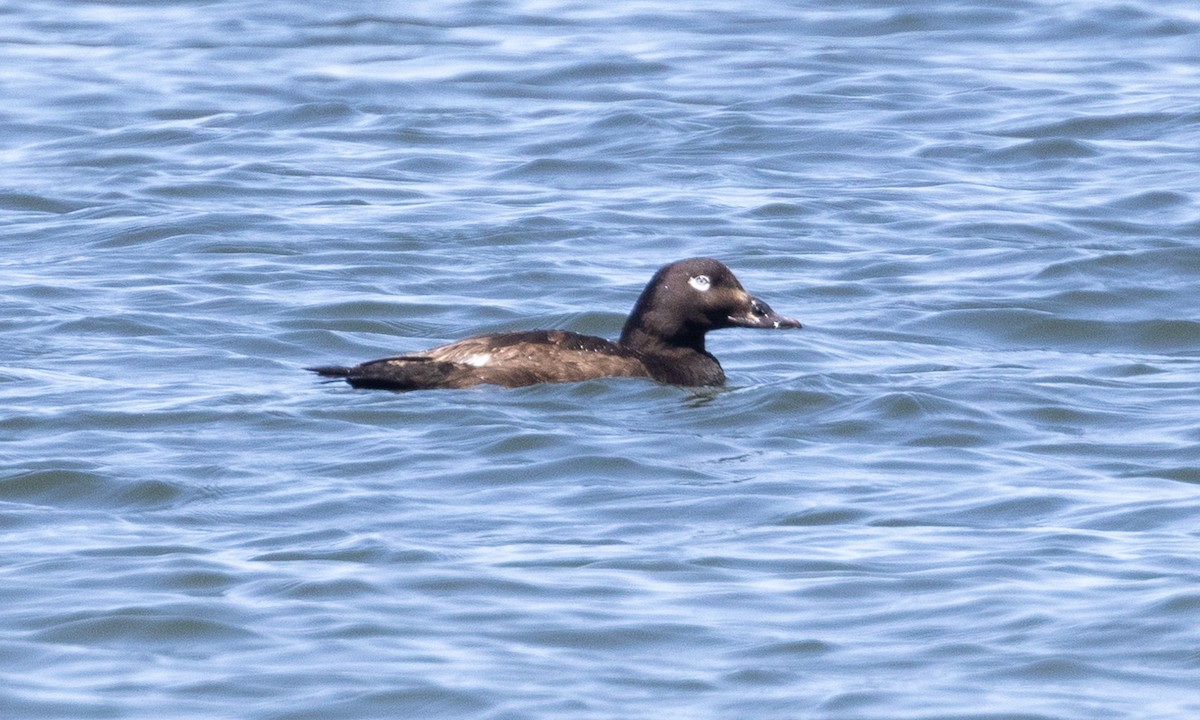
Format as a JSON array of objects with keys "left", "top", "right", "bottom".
[{"left": 3, "top": 1, "right": 1200, "bottom": 718}]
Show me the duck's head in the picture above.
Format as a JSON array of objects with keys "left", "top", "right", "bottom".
[{"left": 620, "top": 257, "right": 801, "bottom": 350}]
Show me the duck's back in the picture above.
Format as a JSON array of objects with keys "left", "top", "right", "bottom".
[{"left": 312, "top": 330, "right": 652, "bottom": 390}]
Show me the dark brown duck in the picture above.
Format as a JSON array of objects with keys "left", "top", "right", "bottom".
[{"left": 308, "top": 257, "right": 800, "bottom": 390}]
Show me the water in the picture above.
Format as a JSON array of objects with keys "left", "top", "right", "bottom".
[{"left": 3, "top": 1, "right": 1200, "bottom": 717}]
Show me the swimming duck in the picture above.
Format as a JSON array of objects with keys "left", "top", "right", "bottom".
[{"left": 309, "top": 257, "right": 800, "bottom": 390}]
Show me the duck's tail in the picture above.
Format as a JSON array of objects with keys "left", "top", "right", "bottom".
[
  {"left": 306, "top": 365, "right": 352, "bottom": 379},
  {"left": 307, "top": 359, "right": 472, "bottom": 390}
]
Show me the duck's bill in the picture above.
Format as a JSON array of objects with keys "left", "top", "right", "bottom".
[{"left": 728, "top": 297, "right": 802, "bottom": 330}]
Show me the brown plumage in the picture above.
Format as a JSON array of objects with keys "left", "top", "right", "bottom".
[{"left": 309, "top": 258, "right": 800, "bottom": 391}]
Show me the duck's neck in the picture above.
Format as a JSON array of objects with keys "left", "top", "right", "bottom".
[
  {"left": 619, "top": 322, "right": 705, "bottom": 356},
  {"left": 619, "top": 322, "right": 724, "bottom": 386}
]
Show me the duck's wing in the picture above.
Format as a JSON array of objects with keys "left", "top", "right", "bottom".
[{"left": 311, "top": 331, "right": 651, "bottom": 390}]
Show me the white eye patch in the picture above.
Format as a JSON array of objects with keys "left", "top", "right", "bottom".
[{"left": 688, "top": 274, "right": 711, "bottom": 292}]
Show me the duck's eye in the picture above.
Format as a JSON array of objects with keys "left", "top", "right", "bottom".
[{"left": 688, "top": 275, "right": 711, "bottom": 292}]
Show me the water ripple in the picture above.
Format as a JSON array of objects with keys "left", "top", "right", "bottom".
[{"left": 4, "top": 1, "right": 1200, "bottom": 718}]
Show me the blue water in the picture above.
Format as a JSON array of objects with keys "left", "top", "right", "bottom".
[{"left": 4, "top": 1, "right": 1200, "bottom": 717}]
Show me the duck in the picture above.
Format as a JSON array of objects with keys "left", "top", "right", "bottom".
[{"left": 308, "top": 257, "right": 800, "bottom": 390}]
